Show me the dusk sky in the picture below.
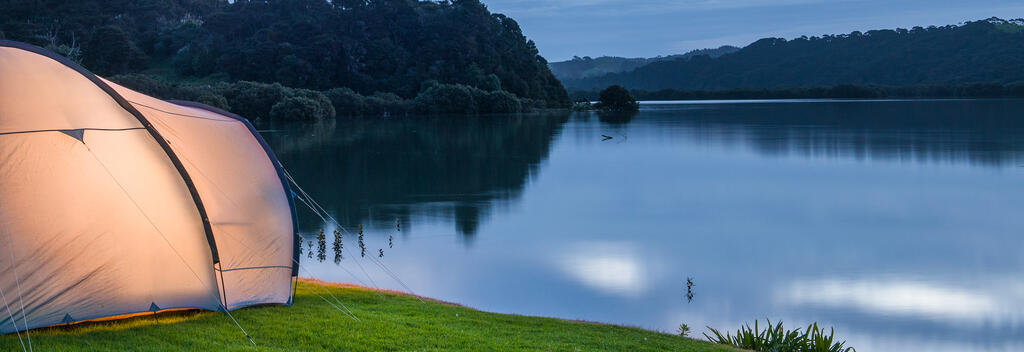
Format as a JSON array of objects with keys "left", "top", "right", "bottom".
[{"left": 483, "top": 0, "right": 1024, "bottom": 61}]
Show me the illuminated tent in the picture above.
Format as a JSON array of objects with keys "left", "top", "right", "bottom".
[{"left": 0, "top": 41, "right": 299, "bottom": 333}]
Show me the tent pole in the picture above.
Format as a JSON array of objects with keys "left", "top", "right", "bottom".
[
  {"left": 291, "top": 276, "right": 298, "bottom": 305},
  {"left": 216, "top": 262, "right": 229, "bottom": 309}
]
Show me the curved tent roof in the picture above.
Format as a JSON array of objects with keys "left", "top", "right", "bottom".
[{"left": 0, "top": 40, "right": 298, "bottom": 333}]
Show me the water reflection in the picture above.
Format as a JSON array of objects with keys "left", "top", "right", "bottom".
[
  {"left": 332, "top": 229, "right": 342, "bottom": 263},
  {"left": 781, "top": 277, "right": 1017, "bottom": 324},
  {"left": 264, "top": 112, "right": 570, "bottom": 237},
  {"left": 638, "top": 99, "right": 1024, "bottom": 167},
  {"left": 268, "top": 100, "right": 1024, "bottom": 239},
  {"left": 686, "top": 277, "right": 694, "bottom": 303},
  {"left": 596, "top": 110, "right": 638, "bottom": 125},
  {"left": 267, "top": 100, "right": 1024, "bottom": 351},
  {"left": 557, "top": 241, "right": 648, "bottom": 297},
  {"left": 777, "top": 275, "right": 1024, "bottom": 349}
]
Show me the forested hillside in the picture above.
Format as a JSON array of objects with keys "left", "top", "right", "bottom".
[
  {"left": 548, "top": 46, "right": 738, "bottom": 80},
  {"left": 563, "top": 18, "right": 1024, "bottom": 91},
  {"left": 0, "top": 0, "right": 570, "bottom": 118}
]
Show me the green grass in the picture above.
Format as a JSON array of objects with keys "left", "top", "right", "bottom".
[{"left": 0, "top": 280, "right": 737, "bottom": 351}]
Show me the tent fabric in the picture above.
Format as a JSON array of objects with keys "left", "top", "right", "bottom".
[
  {"left": 165, "top": 100, "right": 303, "bottom": 280},
  {"left": 0, "top": 41, "right": 298, "bottom": 332},
  {"left": 108, "top": 81, "right": 297, "bottom": 310}
]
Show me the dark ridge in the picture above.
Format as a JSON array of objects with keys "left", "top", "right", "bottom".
[{"left": 563, "top": 18, "right": 1024, "bottom": 92}]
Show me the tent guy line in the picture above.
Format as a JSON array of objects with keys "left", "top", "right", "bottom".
[
  {"left": 214, "top": 223, "right": 361, "bottom": 321},
  {"left": 128, "top": 100, "right": 241, "bottom": 123},
  {"left": 286, "top": 188, "right": 382, "bottom": 308},
  {"left": 284, "top": 169, "right": 424, "bottom": 304},
  {"left": 0, "top": 270, "right": 26, "bottom": 352},
  {"left": 0, "top": 127, "right": 145, "bottom": 136},
  {"left": 285, "top": 172, "right": 384, "bottom": 290},
  {"left": 4, "top": 226, "right": 30, "bottom": 352}
]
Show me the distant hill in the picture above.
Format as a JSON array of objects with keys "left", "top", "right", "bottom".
[
  {"left": 562, "top": 18, "right": 1024, "bottom": 91},
  {"left": 548, "top": 46, "right": 739, "bottom": 80},
  {"left": 0, "top": 0, "right": 569, "bottom": 109}
]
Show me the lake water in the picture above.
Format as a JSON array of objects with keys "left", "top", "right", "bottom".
[{"left": 267, "top": 100, "right": 1024, "bottom": 352}]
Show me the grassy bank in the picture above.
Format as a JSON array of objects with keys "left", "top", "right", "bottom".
[{"left": 0, "top": 279, "right": 735, "bottom": 351}]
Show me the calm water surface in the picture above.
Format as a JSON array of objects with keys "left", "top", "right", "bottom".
[{"left": 267, "top": 100, "right": 1024, "bottom": 352}]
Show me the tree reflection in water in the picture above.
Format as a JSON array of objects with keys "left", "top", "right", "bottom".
[{"left": 266, "top": 112, "right": 572, "bottom": 247}]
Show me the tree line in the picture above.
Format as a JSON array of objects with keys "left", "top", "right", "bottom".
[
  {"left": 0, "top": 0, "right": 570, "bottom": 120},
  {"left": 569, "top": 83, "right": 1024, "bottom": 102},
  {"left": 563, "top": 18, "right": 1024, "bottom": 92},
  {"left": 547, "top": 46, "right": 739, "bottom": 80},
  {"left": 113, "top": 74, "right": 545, "bottom": 122}
]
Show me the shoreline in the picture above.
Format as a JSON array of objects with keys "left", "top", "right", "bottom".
[{"left": 297, "top": 278, "right": 637, "bottom": 329}]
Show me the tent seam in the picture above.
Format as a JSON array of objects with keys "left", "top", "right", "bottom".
[
  {"left": 128, "top": 101, "right": 240, "bottom": 123},
  {"left": 0, "top": 127, "right": 146, "bottom": 136},
  {"left": 216, "top": 265, "right": 293, "bottom": 272},
  {"left": 165, "top": 100, "right": 302, "bottom": 278}
]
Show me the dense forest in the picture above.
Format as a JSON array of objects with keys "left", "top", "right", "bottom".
[
  {"left": 547, "top": 46, "right": 738, "bottom": 80},
  {"left": 0, "top": 0, "right": 570, "bottom": 120},
  {"left": 563, "top": 18, "right": 1024, "bottom": 92}
]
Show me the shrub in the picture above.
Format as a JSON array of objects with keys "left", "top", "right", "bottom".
[
  {"left": 677, "top": 323, "right": 690, "bottom": 337},
  {"left": 193, "top": 91, "right": 231, "bottom": 111},
  {"left": 290, "top": 88, "right": 336, "bottom": 120},
  {"left": 480, "top": 91, "right": 522, "bottom": 114},
  {"left": 325, "top": 87, "right": 366, "bottom": 117},
  {"left": 223, "top": 81, "right": 291, "bottom": 121},
  {"left": 364, "top": 92, "right": 409, "bottom": 116},
  {"left": 518, "top": 98, "right": 539, "bottom": 113},
  {"left": 468, "top": 86, "right": 489, "bottom": 107},
  {"left": 270, "top": 96, "right": 329, "bottom": 121},
  {"left": 325, "top": 88, "right": 411, "bottom": 117},
  {"left": 704, "top": 320, "right": 855, "bottom": 352},
  {"left": 175, "top": 84, "right": 231, "bottom": 110},
  {"left": 413, "top": 84, "right": 479, "bottom": 114}
]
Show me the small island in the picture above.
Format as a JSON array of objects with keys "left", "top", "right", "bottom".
[
  {"left": 573, "top": 85, "right": 640, "bottom": 112},
  {"left": 596, "top": 85, "right": 640, "bottom": 112}
]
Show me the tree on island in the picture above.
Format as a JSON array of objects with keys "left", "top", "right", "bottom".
[{"left": 597, "top": 85, "right": 639, "bottom": 112}]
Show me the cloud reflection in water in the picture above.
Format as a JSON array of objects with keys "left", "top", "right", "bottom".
[
  {"left": 780, "top": 276, "right": 1024, "bottom": 326},
  {"left": 557, "top": 242, "right": 648, "bottom": 297}
]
